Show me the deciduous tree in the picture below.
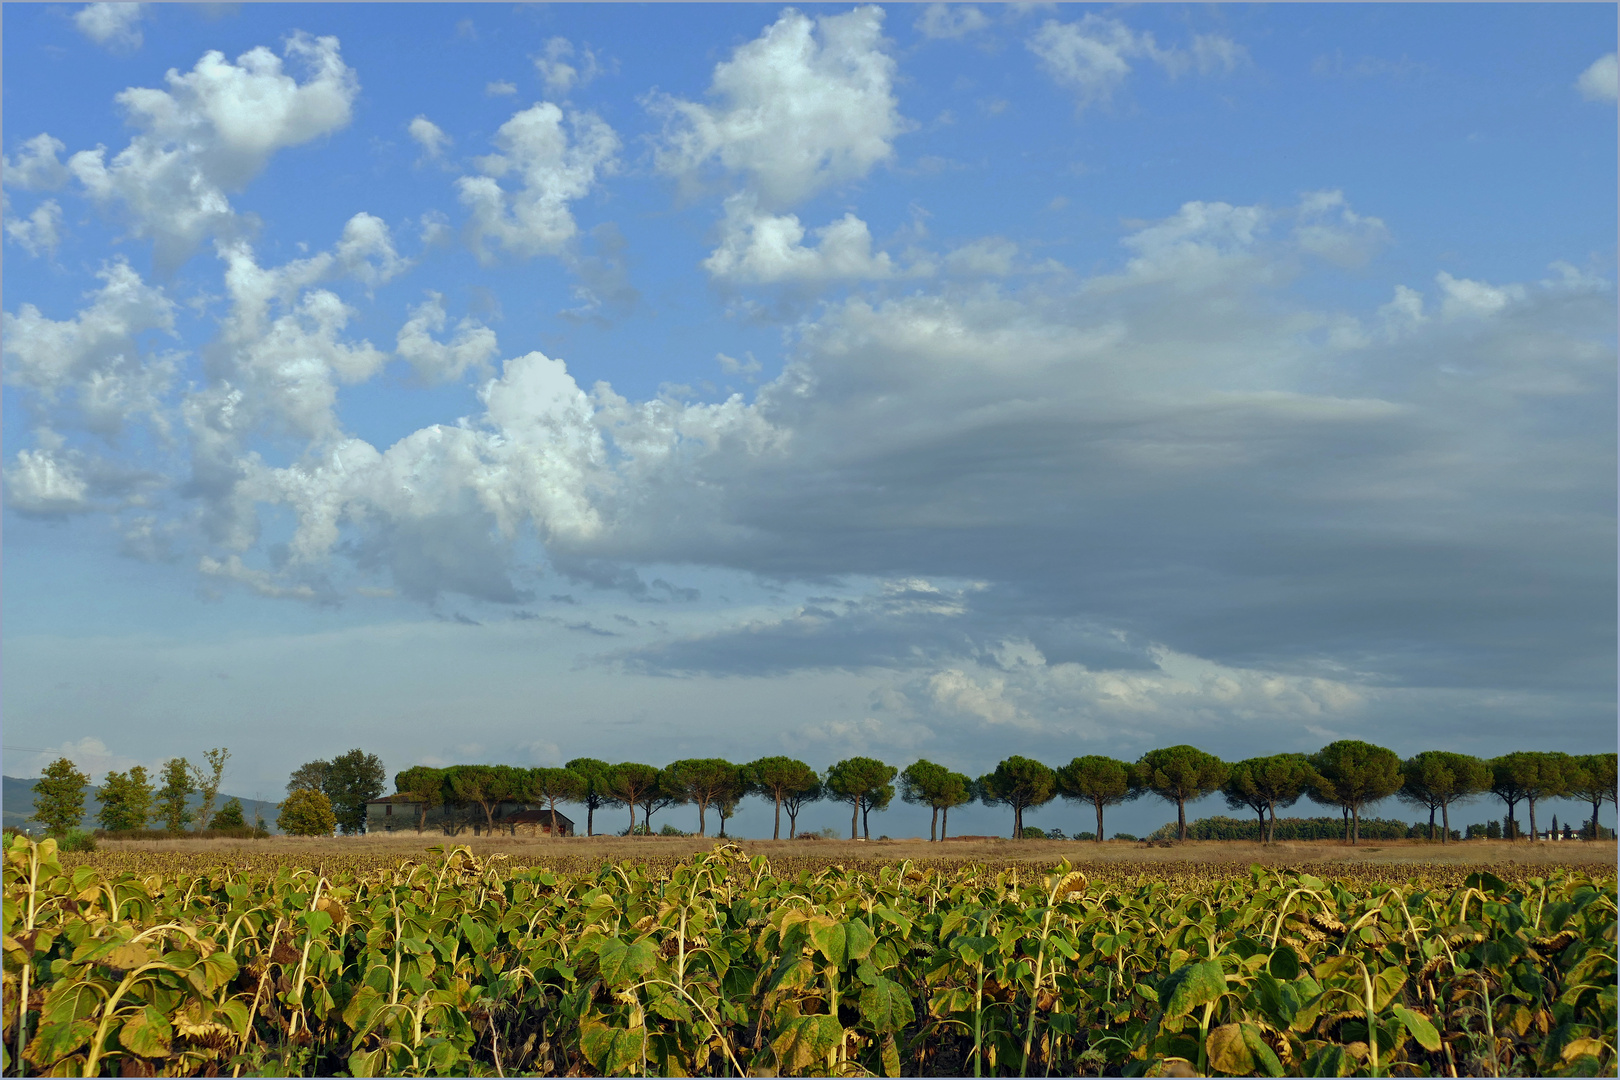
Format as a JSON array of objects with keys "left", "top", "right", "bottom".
[
  {"left": 978, "top": 756, "right": 1057, "bottom": 839},
  {"left": 155, "top": 757, "right": 195, "bottom": 834},
  {"left": 1137, "top": 746, "right": 1229, "bottom": 841},
  {"left": 95, "top": 766, "right": 154, "bottom": 832},
  {"left": 278, "top": 788, "right": 337, "bottom": 836},
  {"left": 1309, "top": 740, "right": 1402, "bottom": 845},
  {"left": 33, "top": 758, "right": 90, "bottom": 836},
  {"left": 1056, "top": 756, "right": 1138, "bottom": 843},
  {"left": 747, "top": 756, "right": 820, "bottom": 839},
  {"left": 326, "top": 749, "right": 387, "bottom": 834},
  {"left": 825, "top": 757, "right": 896, "bottom": 840},
  {"left": 209, "top": 797, "right": 247, "bottom": 830},
  {"left": 189, "top": 748, "right": 230, "bottom": 834}
]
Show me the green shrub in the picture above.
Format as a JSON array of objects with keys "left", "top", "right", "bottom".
[
  {"left": 59, "top": 828, "right": 97, "bottom": 853},
  {"left": 1018, "top": 826, "right": 1046, "bottom": 839},
  {"left": 1112, "top": 832, "right": 1139, "bottom": 842}
]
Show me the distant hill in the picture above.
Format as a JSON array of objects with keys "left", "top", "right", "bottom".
[{"left": 4, "top": 775, "right": 283, "bottom": 835}]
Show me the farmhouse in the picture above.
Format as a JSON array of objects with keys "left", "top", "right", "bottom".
[{"left": 365, "top": 795, "right": 574, "bottom": 836}]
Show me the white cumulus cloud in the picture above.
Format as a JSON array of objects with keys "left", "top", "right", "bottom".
[
  {"left": 1028, "top": 16, "right": 1246, "bottom": 109},
  {"left": 703, "top": 194, "right": 896, "bottom": 284},
  {"left": 535, "top": 37, "right": 602, "bottom": 97},
  {"left": 407, "top": 116, "right": 451, "bottom": 160},
  {"left": 67, "top": 33, "right": 359, "bottom": 269},
  {"left": 651, "top": 6, "right": 905, "bottom": 209},
  {"left": 456, "top": 103, "right": 620, "bottom": 263},
  {"left": 5, "top": 198, "right": 65, "bottom": 257},
  {"left": 395, "top": 292, "right": 500, "bottom": 382},
  {"left": 1577, "top": 53, "right": 1618, "bottom": 102},
  {"left": 74, "top": 3, "right": 146, "bottom": 52},
  {"left": 3, "top": 134, "right": 71, "bottom": 191},
  {"left": 916, "top": 4, "right": 989, "bottom": 41}
]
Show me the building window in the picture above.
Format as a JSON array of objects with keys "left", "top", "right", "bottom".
[{"left": 385, "top": 804, "right": 392, "bottom": 816}]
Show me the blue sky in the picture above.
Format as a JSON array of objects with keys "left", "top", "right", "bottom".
[{"left": 3, "top": 3, "right": 1615, "bottom": 838}]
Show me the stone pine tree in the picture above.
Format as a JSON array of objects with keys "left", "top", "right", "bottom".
[
  {"left": 666, "top": 759, "right": 744, "bottom": 837},
  {"left": 394, "top": 766, "right": 446, "bottom": 833},
  {"left": 565, "top": 758, "right": 613, "bottom": 837},
  {"left": 1056, "top": 756, "right": 1139, "bottom": 843},
  {"left": 978, "top": 756, "right": 1057, "bottom": 839},
  {"left": 825, "top": 757, "right": 896, "bottom": 840},
  {"left": 1136, "top": 746, "right": 1229, "bottom": 841},
  {"left": 33, "top": 758, "right": 91, "bottom": 836},
  {"left": 936, "top": 770, "right": 973, "bottom": 840},
  {"left": 1492, "top": 751, "right": 1572, "bottom": 841},
  {"left": 604, "top": 763, "right": 662, "bottom": 836},
  {"left": 155, "top": 757, "right": 196, "bottom": 834},
  {"left": 526, "top": 766, "right": 585, "bottom": 836},
  {"left": 637, "top": 768, "right": 685, "bottom": 835},
  {"left": 1565, "top": 752, "right": 1618, "bottom": 839},
  {"left": 1309, "top": 740, "right": 1402, "bottom": 845},
  {"left": 779, "top": 775, "right": 824, "bottom": 839},
  {"left": 1398, "top": 751, "right": 1491, "bottom": 843},
  {"left": 95, "top": 766, "right": 154, "bottom": 832},
  {"left": 899, "top": 759, "right": 957, "bottom": 841},
  {"left": 1221, "top": 754, "right": 1315, "bottom": 844},
  {"left": 747, "top": 756, "right": 821, "bottom": 840}
]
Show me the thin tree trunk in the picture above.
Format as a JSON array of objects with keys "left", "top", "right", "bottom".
[
  {"left": 1441, "top": 801, "right": 1450, "bottom": 844},
  {"left": 1177, "top": 798, "right": 1187, "bottom": 841},
  {"left": 1095, "top": 800, "right": 1104, "bottom": 843},
  {"left": 1257, "top": 806, "right": 1266, "bottom": 843},
  {"left": 1528, "top": 797, "right": 1538, "bottom": 842},
  {"left": 698, "top": 801, "right": 707, "bottom": 837},
  {"left": 788, "top": 804, "right": 799, "bottom": 839},
  {"left": 774, "top": 792, "right": 782, "bottom": 841},
  {"left": 1013, "top": 803, "right": 1021, "bottom": 840},
  {"left": 1592, "top": 798, "right": 1602, "bottom": 840},
  {"left": 1351, "top": 805, "right": 1361, "bottom": 845},
  {"left": 628, "top": 802, "right": 636, "bottom": 836},
  {"left": 587, "top": 803, "right": 595, "bottom": 837},
  {"left": 1342, "top": 806, "right": 1351, "bottom": 843},
  {"left": 930, "top": 806, "right": 938, "bottom": 842},
  {"left": 851, "top": 802, "right": 858, "bottom": 840},
  {"left": 1428, "top": 806, "right": 1436, "bottom": 841},
  {"left": 942, "top": 805, "right": 949, "bottom": 840},
  {"left": 863, "top": 800, "right": 871, "bottom": 840},
  {"left": 550, "top": 797, "right": 559, "bottom": 837}
]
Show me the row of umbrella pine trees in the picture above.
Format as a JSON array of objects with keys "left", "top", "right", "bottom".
[{"left": 385, "top": 742, "right": 1618, "bottom": 845}]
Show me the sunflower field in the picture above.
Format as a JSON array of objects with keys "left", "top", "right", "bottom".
[{"left": 3, "top": 833, "right": 1614, "bottom": 1076}]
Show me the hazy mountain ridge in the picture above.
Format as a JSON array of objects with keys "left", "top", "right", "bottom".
[{"left": 4, "top": 775, "right": 282, "bottom": 834}]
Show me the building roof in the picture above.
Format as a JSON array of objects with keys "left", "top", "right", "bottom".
[{"left": 503, "top": 808, "right": 575, "bottom": 827}]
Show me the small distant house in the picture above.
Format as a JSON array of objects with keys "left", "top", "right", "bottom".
[
  {"left": 504, "top": 808, "right": 576, "bottom": 837},
  {"left": 365, "top": 795, "right": 572, "bottom": 836}
]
